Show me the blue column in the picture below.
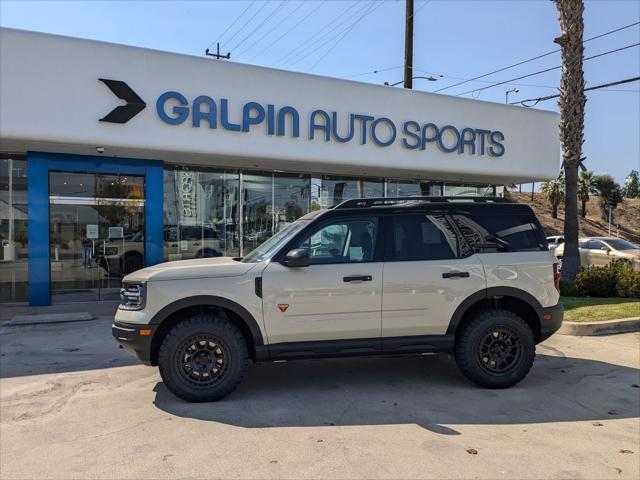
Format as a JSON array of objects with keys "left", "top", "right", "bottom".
[{"left": 27, "top": 154, "right": 51, "bottom": 306}]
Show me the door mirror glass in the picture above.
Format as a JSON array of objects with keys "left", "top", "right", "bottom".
[{"left": 284, "top": 248, "right": 310, "bottom": 267}]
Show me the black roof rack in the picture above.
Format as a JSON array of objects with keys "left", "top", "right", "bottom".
[{"left": 334, "top": 196, "right": 512, "bottom": 209}]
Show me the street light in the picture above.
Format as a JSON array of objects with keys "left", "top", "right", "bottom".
[
  {"left": 384, "top": 75, "right": 441, "bottom": 87},
  {"left": 505, "top": 88, "right": 519, "bottom": 104}
]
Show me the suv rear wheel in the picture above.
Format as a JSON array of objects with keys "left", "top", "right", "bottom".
[
  {"left": 454, "top": 308, "right": 535, "bottom": 388},
  {"left": 158, "top": 312, "right": 249, "bottom": 402}
]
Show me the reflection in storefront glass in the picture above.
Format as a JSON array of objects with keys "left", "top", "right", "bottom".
[
  {"left": 242, "top": 173, "right": 310, "bottom": 256},
  {"left": 0, "top": 156, "right": 28, "bottom": 303},
  {"left": 443, "top": 184, "right": 496, "bottom": 197},
  {"left": 321, "top": 175, "right": 383, "bottom": 207},
  {"left": 163, "top": 168, "right": 240, "bottom": 259},
  {"left": 385, "top": 180, "right": 442, "bottom": 197}
]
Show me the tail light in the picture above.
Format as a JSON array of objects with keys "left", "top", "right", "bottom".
[{"left": 553, "top": 263, "right": 561, "bottom": 293}]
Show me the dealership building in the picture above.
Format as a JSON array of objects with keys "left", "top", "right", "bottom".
[{"left": 0, "top": 28, "right": 560, "bottom": 306}]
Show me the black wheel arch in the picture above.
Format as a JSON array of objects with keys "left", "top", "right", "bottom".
[
  {"left": 447, "top": 287, "right": 544, "bottom": 342},
  {"left": 148, "top": 296, "right": 267, "bottom": 365}
]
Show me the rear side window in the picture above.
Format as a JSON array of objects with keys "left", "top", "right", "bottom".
[
  {"left": 386, "top": 214, "right": 458, "bottom": 261},
  {"left": 452, "top": 214, "right": 546, "bottom": 253}
]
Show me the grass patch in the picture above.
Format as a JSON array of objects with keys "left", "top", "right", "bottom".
[{"left": 561, "top": 296, "right": 640, "bottom": 322}]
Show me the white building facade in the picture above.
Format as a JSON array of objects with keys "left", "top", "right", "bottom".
[{"left": 0, "top": 28, "right": 560, "bottom": 305}]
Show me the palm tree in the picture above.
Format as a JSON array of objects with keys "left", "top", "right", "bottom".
[
  {"left": 577, "top": 170, "right": 597, "bottom": 217},
  {"left": 540, "top": 174, "right": 565, "bottom": 219},
  {"left": 594, "top": 175, "right": 623, "bottom": 222},
  {"left": 554, "top": 0, "right": 586, "bottom": 280}
]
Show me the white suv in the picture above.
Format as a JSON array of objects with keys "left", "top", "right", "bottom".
[{"left": 113, "top": 197, "right": 563, "bottom": 402}]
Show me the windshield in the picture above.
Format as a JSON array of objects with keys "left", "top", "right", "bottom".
[
  {"left": 605, "top": 239, "right": 638, "bottom": 251},
  {"left": 241, "top": 220, "right": 308, "bottom": 263}
]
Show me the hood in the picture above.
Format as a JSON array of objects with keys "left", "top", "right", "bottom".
[{"left": 123, "top": 257, "right": 259, "bottom": 282}]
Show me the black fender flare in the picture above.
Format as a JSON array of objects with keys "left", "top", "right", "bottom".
[
  {"left": 446, "top": 287, "right": 543, "bottom": 335},
  {"left": 149, "top": 295, "right": 265, "bottom": 347}
]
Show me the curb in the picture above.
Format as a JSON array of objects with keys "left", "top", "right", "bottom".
[
  {"left": 4, "top": 312, "right": 94, "bottom": 327},
  {"left": 558, "top": 317, "right": 640, "bottom": 336}
]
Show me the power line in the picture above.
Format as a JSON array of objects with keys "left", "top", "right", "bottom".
[
  {"left": 275, "top": 1, "right": 365, "bottom": 67},
  {"left": 246, "top": 0, "right": 327, "bottom": 63},
  {"left": 223, "top": 0, "right": 272, "bottom": 51},
  {"left": 455, "top": 42, "right": 640, "bottom": 97},
  {"left": 284, "top": 1, "right": 377, "bottom": 68},
  {"left": 236, "top": 1, "right": 306, "bottom": 58},
  {"left": 512, "top": 76, "right": 640, "bottom": 106},
  {"left": 343, "top": 65, "right": 404, "bottom": 78},
  {"left": 433, "top": 20, "right": 640, "bottom": 94},
  {"left": 208, "top": 0, "right": 257, "bottom": 50},
  {"left": 308, "top": 1, "right": 384, "bottom": 71},
  {"left": 230, "top": 0, "right": 289, "bottom": 53}
]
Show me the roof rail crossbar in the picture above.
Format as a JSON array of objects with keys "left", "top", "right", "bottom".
[{"left": 334, "top": 196, "right": 511, "bottom": 209}]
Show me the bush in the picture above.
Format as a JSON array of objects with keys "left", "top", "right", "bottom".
[
  {"left": 573, "top": 259, "right": 640, "bottom": 298},
  {"left": 617, "top": 268, "right": 640, "bottom": 298},
  {"left": 575, "top": 265, "right": 618, "bottom": 297},
  {"left": 559, "top": 279, "right": 580, "bottom": 297}
]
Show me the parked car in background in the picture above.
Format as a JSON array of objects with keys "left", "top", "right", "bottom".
[
  {"left": 554, "top": 236, "right": 640, "bottom": 270},
  {"left": 546, "top": 235, "right": 564, "bottom": 253}
]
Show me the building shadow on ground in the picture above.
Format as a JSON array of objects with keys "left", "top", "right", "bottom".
[
  {"left": 152, "top": 350, "right": 640, "bottom": 434},
  {"left": 0, "top": 318, "right": 136, "bottom": 378}
]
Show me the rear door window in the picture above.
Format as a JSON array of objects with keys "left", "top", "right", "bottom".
[
  {"left": 452, "top": 214, "right": 546, "bottom": 253},
  {"left": 386, "top": 214, "right": 458, "bottom": 261}
]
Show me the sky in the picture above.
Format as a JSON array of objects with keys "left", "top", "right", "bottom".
[{"left": 1, "top": 0, "right": 639, "bottom": 184}]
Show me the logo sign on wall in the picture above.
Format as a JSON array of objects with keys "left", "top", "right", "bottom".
[{"left": 100, "top": 79, "right": 505, "bottom": 157}]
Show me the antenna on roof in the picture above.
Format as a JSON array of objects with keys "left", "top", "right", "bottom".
[{"left": 205, "top": 43, "right": 231, "bottom": 60}]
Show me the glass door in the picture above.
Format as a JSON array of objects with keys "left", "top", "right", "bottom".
[{"left": 49, "top": 172, "right": 145, "bottom": 303}]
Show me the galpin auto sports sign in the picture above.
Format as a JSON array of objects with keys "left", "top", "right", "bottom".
[{"left": 100, "top": 78, "right": 505, "bottom": 157}]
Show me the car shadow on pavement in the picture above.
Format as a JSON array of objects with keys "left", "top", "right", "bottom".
[{"left": 152, "top": 351, "right": 640, "bottom": 434}]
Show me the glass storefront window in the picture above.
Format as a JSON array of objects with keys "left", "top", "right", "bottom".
[
  {"left": 0, "top": 155, "right": 28, "bottom": 303},
  {"left": 321, "top": 175, "right": 383, "bottom": 207},
  {"left": 385, "top": 179, "right": 442, "bottom": 197},
  {"left": 443, "top": 184, "right": 496, "bottom": 197},
  {"left": 163, "top": 167, "right": 240, "bottom": 260},
  {"left": 242, "top": 172, "right": 310, "bottom": 255}
]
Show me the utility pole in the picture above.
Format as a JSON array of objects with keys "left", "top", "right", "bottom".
[
  {"left": 205, "top": 43, "right": 231, "bottom": 60},
  {"left": 404, "top": 0, "right": 414, "bottom": 89}
]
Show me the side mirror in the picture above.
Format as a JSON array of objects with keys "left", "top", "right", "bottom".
[
  {"left": 283, "top": 248, "right": 310, "bottom": 267},
  {"left": 600, "top": 246, "right": 610, "bottom": 253}
]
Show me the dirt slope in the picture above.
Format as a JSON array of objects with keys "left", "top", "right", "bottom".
[{"left": 510, "top": 192, "right": 639, "bottom": 244}]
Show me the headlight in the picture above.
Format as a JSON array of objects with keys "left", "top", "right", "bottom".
[
  {"left": 119, "top": 283, "right": 145, "bottom": 311},
  {"left": 103, "top": 247, "right": 119, "bottom": 256}
]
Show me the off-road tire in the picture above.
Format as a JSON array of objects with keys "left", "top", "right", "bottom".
[
  {"left": 158, "top": 312, "right": 249, "bottom": 402},
  {"left": 454, "top": 308, "right": 535, "bottom": 389}
]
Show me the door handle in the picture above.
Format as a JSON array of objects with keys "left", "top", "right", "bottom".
[
  {"left": 442, "top": 271, "right": 470, "bottom": 279},
  {"left": 343, "top": 275, "right": 372, "bottom": 282}
]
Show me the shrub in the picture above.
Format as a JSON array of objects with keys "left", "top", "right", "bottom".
[
  {"left": 575, "top": 265, "right": 618, "bottom": 297},
  {"left": 573, "top": 259, "right": 640, "bottom": 298},
  {"left": 559, "top": 279, "right": 580, "bottom": 297},
  {"left": 616, "top": 268, "right": 640, "bottom": 298}
]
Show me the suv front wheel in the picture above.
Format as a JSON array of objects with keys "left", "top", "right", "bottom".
[
  {"left": 454, "top": 309, "right": 536, "bottom": 389},
  {"left": 158, "top": 312, "right": 249, "bottom": 402}
]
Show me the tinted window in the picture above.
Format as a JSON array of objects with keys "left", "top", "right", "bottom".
[
  {"left": 453, "top": 214, "right": 545, "bottom": 253},
  {"left": 605, "top": 239, "right": 637, "bottom": 250},
  {"left": 586, "top": 240, "right": 606, "bottom": 250},
  {"left": 387, "top": 214, "right": 457, "bottom": 261},
  {"left": 297, "top": 217, "right": 378, "bottom": 264}
]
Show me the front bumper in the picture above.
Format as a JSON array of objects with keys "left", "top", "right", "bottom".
[
  {"left": 112, "top": 320, "right": 155, "bottom": 365},
  {"left": 537, "top": 303, "right": 564, "bottom": 342}
]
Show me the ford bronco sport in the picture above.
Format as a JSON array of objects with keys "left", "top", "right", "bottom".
[{"left": 113, "top": 197, "right": 563, "bottom": 402}]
